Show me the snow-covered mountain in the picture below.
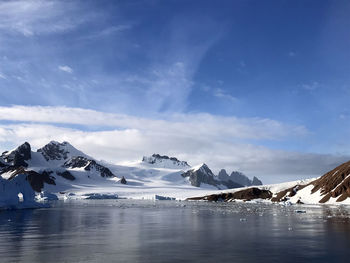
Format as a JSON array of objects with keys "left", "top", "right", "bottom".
[
  {"left": 0, "top": 141, "right": 248, "bottom": 207},
  {"left": 37, "top": 141, "right": 90, "bottom": 164},
  {"left": 142, "top": 154, "right": 190, "bottom": 169},
  {"left": 0, "top": 141, "right": 117, "bottom": 192},
  {"left": 181, "top": 164, "right": 244, "bottom": 189},
  {"left": 3, "top": 140, "right": 350, "bottom": 206},
  {"left": 189, "top": 160, "right": 350, "bottom": 205}
]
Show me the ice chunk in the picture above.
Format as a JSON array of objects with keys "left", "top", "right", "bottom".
[
  {"left": 84, "top": 193, "right": 118, "bottom": 199},
  {"left": 155, "top": 195, "right": 176, "bottom": 201}
]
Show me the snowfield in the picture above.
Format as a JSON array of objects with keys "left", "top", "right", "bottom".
[{"left": 2, "top": 141, "right": 350, "bottom": 207}]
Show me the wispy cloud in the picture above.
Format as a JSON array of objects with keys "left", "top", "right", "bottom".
[
  {"left": 0, "top": 0, "right": 90, "bottom": 37},
  {"left": 302, "top": 81, "right": 320, "bottom": 91},
  {"left": 0, "top": 105, "right": 346, "bottom": 183},
  {"left": 58, "top": 65, "right": 73, "bottom": 74},
  {"left": 213, "top": 88, "right": 238, "bottom": 103},
  {"left": 84, "top": 25, "right": 133, "bottom": 40},
  {"left": 0, "top": 105, "right": 309, "bottom": 141}
]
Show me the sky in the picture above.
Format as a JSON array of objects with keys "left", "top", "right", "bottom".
[{"left": 0, "top": 0, "right": 350, "bottom": 183}]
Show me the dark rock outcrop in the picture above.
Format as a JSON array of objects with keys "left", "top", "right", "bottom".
[
  {"left": 56, "top": 170, "right": 75, "bottom": 181},
  {"left": 310, "top": 160, "right": 350, "bottom": 203},
  {"left": 271, "top": 185, "right": 306, "bottom": 202},
  {"left": 181, "top": 164, "right": 218, "bottom": 187},
  {"left": 120, "top": 176, "right": 127, "bottom": 184},
  {"left": 188, "top": 188, "right": 272, "bottom": 202},
  {"left": 229, "top": 171, "right": 253, "bottom": 186},
  {"left": 37, "top": 141, "right": 71, "bottom": 161},
  {"left": 7, "top": 168, "right": 56, "bottom": 192},
  {"left": 63, "top": 156, "right": 115, "bottom": 178},
  {"left": 1, "top": 142, "right": 31, "bottom": 168},
  {"left": 142, "top": 154, "right": 190, "bottom": 168}
]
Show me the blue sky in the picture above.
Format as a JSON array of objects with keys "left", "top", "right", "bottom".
[{"left": 0, "top": 0, "right": 350, "bottom": 182}]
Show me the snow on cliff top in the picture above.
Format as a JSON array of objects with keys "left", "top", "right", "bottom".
[{"left": 141, "top": 154, "right": 190, "bottom": 169}]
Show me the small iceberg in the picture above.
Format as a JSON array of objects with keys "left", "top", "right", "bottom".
[
  {"left": 155, "top": 195, "right": 176, "bottom": 201},
  {"left": 37, "top": 191, "right": 59, "bottom": 201},
  {"left": 84, "top": 193, "right": 119, "bottom": 200},
  {"left": 0, "top": 173, "right": 48, "bottom": 210}
]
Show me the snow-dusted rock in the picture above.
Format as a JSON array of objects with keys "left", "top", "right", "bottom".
[
  {"left": 63, "top": 156, "right": 115, "bottom": 177},
  {"left": 181, "top": 163, "right": 219, "bottom": 188},
  {"left": 1, "top": 142, "right": 31, "bottom": 167},
  {"left": 37, "top": 141, "right": 88, "bottom": 163},
  {"left": 142, "top": 154, "right": 190, "bottom": 169}
]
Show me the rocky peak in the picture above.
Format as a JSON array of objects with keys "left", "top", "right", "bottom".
[
  {"left": 218, "top": 169, "right": 230, "bottom": 181},
  {"left": 181, "top": 163, "right": 217, "bottom": 187},
  {"left": 252, "top": 176, "right": 263, "bottom": 186},
  {"left": 37, "top": 141, "right": 86, "bottom": 162},
  {"left": 63, "top": 156, "right": 115, "bottom": 178},
  {"left": 229, "top": 171, "right": 252, "bottom": 186},
  {"left": 1, "top": 142, "right": 31, "bottom": 167},
  {"left": 142, "top": 154, "right": 190, "bottom": 168}
]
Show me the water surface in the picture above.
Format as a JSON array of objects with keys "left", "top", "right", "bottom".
[{"left": 1, "top": 200, "right": 350, "bottom": 262}]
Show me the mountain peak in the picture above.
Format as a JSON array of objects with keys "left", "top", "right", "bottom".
[
  {"left": 1, "top": 142, "right": 31, "bottom": 167},
  {"left": 142, "top": 154, "right": 190, "bottom": 169},
  {"left": 252, "top": 176, "right": 263, "bottom": 186},
  {"left": 37, "top": 141, "right": 88, "bottom": 162}
]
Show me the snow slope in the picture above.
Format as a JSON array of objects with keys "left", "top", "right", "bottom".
[{"left": 2, "top": 141, "right": 350, "bottom": 205}]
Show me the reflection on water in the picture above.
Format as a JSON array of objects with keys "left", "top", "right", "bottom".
[{"left": 0, "top": 200, "right": 350, "bottom": 262}]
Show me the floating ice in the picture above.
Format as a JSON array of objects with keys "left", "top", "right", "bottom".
[{"left": 155, "top": 195, "right": 176, "bottom": 201}]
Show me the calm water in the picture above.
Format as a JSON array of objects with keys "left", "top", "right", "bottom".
[{"left": 1, "top": 200, "right": 350, "bottom": 263}]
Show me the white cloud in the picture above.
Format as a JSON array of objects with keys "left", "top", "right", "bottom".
[
  {"left": 84, "top": 25, "right": 133, "bottom": 39},
  {"left": 302, "top": 81, "right": 320, "bottom": 91},
  {"left": 0, "top": 105, "right": 345, "bottom": 183},
  {"left": 0, "top": 105, "right": 309, "bottom": 140},
  {"left": 213, "top": 88, "right": 238, "bottom": 103},
  {"left": 0, "top": 72, "right": 6, "bottom": 79},
  {"left": 0, "top": 122, "right": 346, "bottom": 184},
  {"left": 58, "top": 65, "right": 73, "bottom": 74},
  {"left": 0, "top": 0, "right": 90, "bottom": 37}
]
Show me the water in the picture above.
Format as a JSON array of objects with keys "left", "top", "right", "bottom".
[{"left": 1, "top": 200, "right": 350, "bottom": 263}]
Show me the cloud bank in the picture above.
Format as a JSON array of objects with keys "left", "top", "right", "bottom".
[{"left": 0, "top": 105, "right": 347, "bottom": 183}]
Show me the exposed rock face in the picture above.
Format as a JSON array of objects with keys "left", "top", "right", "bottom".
[
  {"left": 271, "top": 185, "right": 306, "bottom": 202},
  {"left": 188, "top": 188, "right": 272, "bottom": 202},
  {"left": 218, "top": 169, "right": 230, "bottom": 181},
  {"left": 271, "top": 160, "right": 350, "bottom": 203},
  {"left": 0, "top": 141, "right": 118, "bottom": 196},
  {"left": 310, "top": 161, "right": 350, "bottom": 203},
  {"left": 191, "top": 160, "right": 350, "bottom": 204},
  {"left": 63, "top": 156, "right": 115, "bottom": 178},
  {"left": 142, "top": 154, "right": 190, "bottom": 168},
  {"left": 56, "top": 170, "right": 75, "bottom": 181},
  {"left": 230, "top": 171, "right": 253, "bottom": 186},
  {"left": 1, "top": 142, "right": 31, "bottom": 167},
  {"left": 120, "top": 176, "right": 127, "bottom": 184},
  {"left": 181, "top": 165, "right": 244, "bottom": 189},
  {"left": 7, "top": 168, "right": 56, "bottom": 192},
  {"left": 252, "top": 176, "right": 263, "bottom": 186},
  {"left": 37, "top": 141, "right": 71, "bottom": 161},
  {"left": 181, "top": 164, "right": 218, "bottom": 187}
]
